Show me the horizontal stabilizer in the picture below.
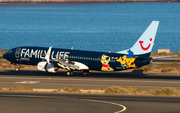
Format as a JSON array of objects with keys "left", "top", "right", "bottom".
[{"left": 152, "top": 55, "right": 177, "bottom": 59}]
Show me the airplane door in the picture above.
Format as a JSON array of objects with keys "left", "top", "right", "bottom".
[
  {"left": 15, "top": 48, "right": 21, "bottom": 63},
  {"left": 15, "top": 48, "right": 21, "bottom": 58}
]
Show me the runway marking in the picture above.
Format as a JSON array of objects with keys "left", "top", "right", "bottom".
[
  {"left": 1, "top": 94, "right": 126, "bottom": 113},
  {"left": 1, "top": 77, "right": 180, "bottom": 84},
  {"left": 80, "top": 99, "right": 126, "bottom": 113},
  {"left": 15, "top": 81, "right": 40, "bottom": 84}
]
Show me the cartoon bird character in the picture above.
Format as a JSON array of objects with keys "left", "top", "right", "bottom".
[
  {"left": 101, "top": 54, "right": 114, "bottom": 71},
  {"left": 116, "top": 50, "right": 136, "bottom": 69}
]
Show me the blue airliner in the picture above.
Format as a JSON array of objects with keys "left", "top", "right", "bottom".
[{"left": 3, "top": 21, "right": 173, "bottom": 75}]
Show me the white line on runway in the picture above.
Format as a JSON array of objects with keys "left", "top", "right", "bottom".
[
  {"left": 15, "top": 81, "right": 40, "bottom": 84},
  {"left": 0, "top": 77, "right": 180, "bottom": 84},
  {"left": 1, "top": 94, "right": 126, "bottom": 113},
  {"left": 80, "top": 99, "right": 126, "bottom": 113}
]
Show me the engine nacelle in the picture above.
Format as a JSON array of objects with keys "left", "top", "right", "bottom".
[{"left": 37, "top": 61, "right": 58, "bottom": 73}]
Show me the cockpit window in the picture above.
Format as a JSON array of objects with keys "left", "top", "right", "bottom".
[{"left": 8, "top": 50, "right": 12, "bottom": 53}]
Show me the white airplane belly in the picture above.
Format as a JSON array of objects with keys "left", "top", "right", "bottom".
[{"left": 73, "top": 61, "right": 89, "bottom": 70}]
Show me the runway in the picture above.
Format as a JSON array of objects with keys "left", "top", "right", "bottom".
[
  {"left": 1, "top": 69, "right": 180, "bottom": 113},
  {"left": 0, "top": 92, "right": 180, "bottom": 113},
  {"left": 0, "top": 69, "right": 180, "bottom": 90}
]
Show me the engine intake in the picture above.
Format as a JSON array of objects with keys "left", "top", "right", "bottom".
[{"left": 37, "top": 61, "right": 58, "bottom": 73}]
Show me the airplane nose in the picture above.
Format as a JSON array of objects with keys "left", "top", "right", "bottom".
[
  {"left": 3, "top": 50, "right": 16, "bottom": 63},
  {"left": 3, "top": 52, "right": 7, "bottom": 58},
  {"left": 3, "top": 52, "right": 9, "bottom": 59}
]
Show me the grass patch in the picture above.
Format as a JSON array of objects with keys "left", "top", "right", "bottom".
[
  {"left": 0, "top": 88, "right": 3, "bottom": 91},
  {"left": 157, "top": 63, "right": 180, "bottom": 68},
  {"left": 145, "top": 89, "right": 154, "bottom": 95},
  {"left": 63, "top": 87, "right": 80, "bottom": 93},
  {"left": 70, "top": 88, "right": 80, "bottom": 93},
  {"left": 143, "top": 67, "right": 153, "bottom": 72},
  {"left": 63, "top": 87, "right": 71, "bottom": 92},
  {"left": 0, "top": 49, "right": 8, "bottom": 54},
  {"left": 87, "top": 91, "right": 91, "bottom": 93},
  {"left": 158, "top": 52, "right": 168, "bottom": 56},
  {"left": 161, "top": 68, "right": 174, "bottom": 72},
  {"left": 19, "top": 65, "right": 26, "bottom": 68},
  {"left": 173, "top": 51, "right": 180, "bottom": 56},
  {"left": 0, "top": 60, "right": 2, "bottom": 66},
  {"left": 153, "top": 87, "right": 180, "bottom": 96},
  {"left": 105, "top": 86, "right": 180, "bottom": 96},
  {"left": 150, "top": 51, "right": 180, "bottom": 57},
  {"left": 1, "top": 85, "right": 180, "bottom": 96},
  {"left": 53, "top": 89, "right": 63, "bottom": 93},
  {"left": 8, "top": 65, "right": 12, "bottom": 68},
  {"left": 105, "top": 86, "right": 131, "bottom": 94},
  {"left": 9, "top": 85, "right": 33, "bottom": 92},
  {"left": 105, "top": 86, "right": 144, "bottom": 95},
  {"left": 2, "top": 65, "right": 8, "bottom": 68}
]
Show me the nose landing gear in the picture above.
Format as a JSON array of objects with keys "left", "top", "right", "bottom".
[{"left": 16, "top": 64, "right": 20, "bottom": 71}]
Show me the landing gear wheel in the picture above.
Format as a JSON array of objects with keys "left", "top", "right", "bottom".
[
  {"left": 70, "top": 71, "right": 74, "bottom": 75},
  {"left": 16, "top": 68, "right": 20, "bottom": 72},
  {"left": 66, "top": 71, "right": 74, "bottom": 76},
  {"left": 83, "top": 71, "right": 90, "bottom": 75},
  {"left": 16, "top": 64, "right": 20, "bottom": 72}
]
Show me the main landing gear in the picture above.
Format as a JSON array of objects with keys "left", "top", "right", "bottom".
[
  {"left": 66, "top": 70, "right": 90, "bottom": 76},
  {"left": 83, "top": 70, "right": 90, "bottom": 75},
  {"left": 66, "top": 71, "right": 74, "bottom": 76}
]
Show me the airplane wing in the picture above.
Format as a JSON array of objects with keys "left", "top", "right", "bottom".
[
  {"left": 54, "top": 59, "right": 80, "bottom": 70},
  {"left": 50, "top": 59, "right": 89, "bottom": 71},
  {"left": 45, "top": 47, "right": 89, "bottom": 71}
]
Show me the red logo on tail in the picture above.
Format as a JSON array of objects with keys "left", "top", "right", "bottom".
[{"left": 139, "top": 38, "right": 152, "bottom": 51}]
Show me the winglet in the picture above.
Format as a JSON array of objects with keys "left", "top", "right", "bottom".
[{"left": 45, "top": 46, "right": 52, "bottom": 63}]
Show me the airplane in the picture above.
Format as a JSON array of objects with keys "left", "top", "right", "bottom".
[{"left": 3, "top": 21, "right": 174, "bottom": 76}]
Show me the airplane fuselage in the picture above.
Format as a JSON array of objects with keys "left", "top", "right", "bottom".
[
  {"left": 3, "top": 46, "right": 152, "bottom": 72},
  {"left": 3, "top": 21, "right": 160, "bottom": 75}
]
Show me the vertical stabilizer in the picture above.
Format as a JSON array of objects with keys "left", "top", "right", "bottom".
[{"left": 117, "top": 21, "right": 159, "bottom": 56}]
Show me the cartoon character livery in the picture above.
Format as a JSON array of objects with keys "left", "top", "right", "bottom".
[
  {"left": 3, "top": 21, "right": 176, "bottom": 75},
  {"left": 101, "top": 54, "right": 114, "bottom": 71},
  {"left": 116, "top": 50, "right": 136, "bottom": 69}
]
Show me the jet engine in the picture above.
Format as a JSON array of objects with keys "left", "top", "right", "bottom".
[{"left": 37, "top": 61, "right": 58, "bottom": 73}]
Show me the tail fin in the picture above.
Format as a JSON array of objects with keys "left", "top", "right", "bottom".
[{"left": 117, "top": 21, "right": 159, "bottom": 56}]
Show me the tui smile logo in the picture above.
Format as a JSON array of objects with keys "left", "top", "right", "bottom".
[{"left": 139, "top": 38, "right": 152, "bottom": 51}]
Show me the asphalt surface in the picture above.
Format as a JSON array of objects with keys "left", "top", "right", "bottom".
[
  {"left": 0, "top": 69, "right": 180, "bottom": 90},
  {"left": 1, "top": 69, "right": 180, "bottom": 113},
  {"left": 0, "top": 92, "right": 180, "bottom": 113}
]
